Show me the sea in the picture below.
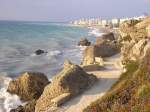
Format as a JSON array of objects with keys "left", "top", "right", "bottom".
[{"left": 0, "top": 21, "right": 104, "bottom": 112}]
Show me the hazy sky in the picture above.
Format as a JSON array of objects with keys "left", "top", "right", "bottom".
[{"left": 0, "top": 0, "right": 149, "bottom": 21}]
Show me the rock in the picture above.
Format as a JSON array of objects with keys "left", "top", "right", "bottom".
[
  {"left": 82, "top": 40, "right": 119, "bottom": 65},
  {"left": 140, "top": 45, "right": 150, "bottom": 72},
  {"left": 7, "top": 72, "right": 49, "bottom": 101},
  {"left": 51, "top": 93, "right": 71, "bottom": 107},
  {"left": 35, "top": 49, "right": 45, "bottom": 55},
  {"left": 121, "top": 39, "right": 150, "bottom": 64},
  {"left": 35, "top": 60, "right": 97, "bottom": 112},
  {"left": 146, "top": 25, "right": 150, "bottom": 37},
  {"left": 118, "top": 18, "right": 150, "bottom": 42},
  {"left": 10, "top": 100, "right": 36, "bottom": 112},
  {"left": 135, "top": 17, "right": 150, "bottom": 30},
  {"left": 96, "top": 33, "right": 115, "bottom": 43},
  {"left": 82, "top": 64, "right": 105, "bottom": 72},
  {"left": 131, "top": 39, "right": 148, "bottom": 60},
  {"left": 121, "top": 41, "right": 135, "bottom": 63},
  {"left": 95, "top": 38, "right": 106, "bottom": 45},
  {"left": 95, "top": 57, "right": 104, "bottom": 66},
  {"left": 78, "top": 38, "right": 91, "bottom": 46}
]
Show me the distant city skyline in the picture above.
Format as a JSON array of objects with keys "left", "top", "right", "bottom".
[{"left": 0, "top": 0, "right": 149, "bottom": 22}]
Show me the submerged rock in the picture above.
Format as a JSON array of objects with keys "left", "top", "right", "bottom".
[
  {"left": 78, "top": 38, "right": 91, "bottom": 46},
  {"left": 34, "top": 49, "right": 46, "bottom": 55},
  {"left": 35, "top": 60, "right": 97, "bottom": 112},
  {"left": 7, "top": 72, "right": 49, "bottom": 101}
]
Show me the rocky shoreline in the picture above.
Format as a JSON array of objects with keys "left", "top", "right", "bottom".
[{"left": 7, "top": 17, "right": 150, "bottom": 112}]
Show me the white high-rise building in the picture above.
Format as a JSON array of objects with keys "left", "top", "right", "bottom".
[
  {"left": 112, "top": 18, "right": 120, "bottom": 27},
  {"left": 101, "top": 20, "right": 107, "bottom": 26}
]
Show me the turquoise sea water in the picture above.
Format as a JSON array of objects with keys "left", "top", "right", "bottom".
[{"left": 0, "top": 21, "right": 94, "bottom": 77}]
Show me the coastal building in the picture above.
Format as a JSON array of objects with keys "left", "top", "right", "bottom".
[
  {"left": 146, "top": 25, "right": 150, "bottom": 37},
  {"left": 111, "top": 18, "right": 120, "bottom": 27},
  {"left": 101, "top": 20, "right": 107, "bottom": 27},
  {"left": 133, "top": 15, "right": 147, "bottom": 20},
  {"left": 71, "top": 15, "right": 146, "bottom": 27},
  {"left": 120, "top": 18, "right": 130, "bottom": 23}
]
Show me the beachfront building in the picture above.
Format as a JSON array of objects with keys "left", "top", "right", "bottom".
[
  {"left": 146, "top": 25, "right": 150, "bottom": 37},
  {"left": 133, "top": 15, "right": 147, "bottom": 20},
  {"left": 71, "top": 15, "right": 147, "bottom": 27},
  {"left": 73, "top": 20, "right": 79, "bottom": 25},
  {"left": 120, "top": 18, "right": 130, "bottom": 23},
  {"left": 101, "top": 20, "right": 107, "bottom": 27},
  {"left": 111, "top": 18, "right": 120, "bottom": 27}
]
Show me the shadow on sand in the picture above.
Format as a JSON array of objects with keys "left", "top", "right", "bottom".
[{"left": 60, "top": 77, "right": 118, "bottom": 110}]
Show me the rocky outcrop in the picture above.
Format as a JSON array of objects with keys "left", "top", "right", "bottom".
[
  {"left": 10, "top": 100, "right": 36, "bottom": 112},
  {"left": 118, "top": 17, "right": 150, "bottom": 64},
  {"left": 118, "top": 17, "right": 150, "bottom": 42},
  {"left": 7, "top": 72, "right": 49, "bottom": 101},
  {"left": 121, "top": 38, "right": 150, "bottom": 64},
  {"left": 78, "top": 38, "right": 91, "bottom": 46},
  {"left": 82, "top": 40, "right": 119, "bottom": 65},
  {"left": 97, "top": 32, "right": 115, "bottom": 42},
  {"left": 35, "top": 60, "right": 97, "bottom": 112},
  {"left": 135, "top": 17, "right": 150, "bottom": 30}
]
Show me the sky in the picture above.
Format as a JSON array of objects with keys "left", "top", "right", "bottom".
[{"left": 0, "top": 0, "right": 149, "bottom": 22}]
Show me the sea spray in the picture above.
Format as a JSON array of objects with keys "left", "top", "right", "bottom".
[
  {"left": 0, "top": 74, "right": 22, "bottom": 112},
  {"left": 88, "top": 28, "right": 105, "bottom": 37}
]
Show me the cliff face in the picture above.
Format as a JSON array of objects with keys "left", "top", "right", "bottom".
[
  {"left": 83, "top": 17, "right": 150, "bottom": 112},
  {"left": 118, "top": 17, "right": 150, "bottom": 64}
]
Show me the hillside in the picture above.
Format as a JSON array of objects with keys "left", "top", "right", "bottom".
[{"left": 83, "top": 17, "right": 150, "bottom": 112}]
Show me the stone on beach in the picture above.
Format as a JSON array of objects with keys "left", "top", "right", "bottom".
[
  {"left": 35, "top": 60, "right": 97, "bottom": 112},
  {"left": 7, "top": 72, "right": 49, "bottom": 101}
]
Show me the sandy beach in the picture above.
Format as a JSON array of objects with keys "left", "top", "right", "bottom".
[{"left": 56, "top": 54, "right": 123, "bottom": 112}]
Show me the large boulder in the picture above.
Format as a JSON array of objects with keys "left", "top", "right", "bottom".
[
  {"left": 82, "top": 40, "right": 119, "bottom": 65},
  {"left": 78, "top": 38, "right": 91, "bottom": 46},
  {"left": 96, "top": 32, "right": 115, "bottom": 44},
  {"left": 7, "top": 72, "right": 49, "bottom": 101},
  {"left": 35, "top": 60, "right": 97, "bottom": 112}
]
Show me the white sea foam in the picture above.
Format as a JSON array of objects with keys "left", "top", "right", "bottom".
[
  {"left": 46, "top": 50, "right": 63, "bottom": 59},
  {"left": 88, "top": 28, "right": 105, "bottom": 37},
  {"left": 78, "top": 46, "right": 87, "bottom": 51},
  {"left": 0, "top": 74, "right": 22, "bottom": 112}
]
